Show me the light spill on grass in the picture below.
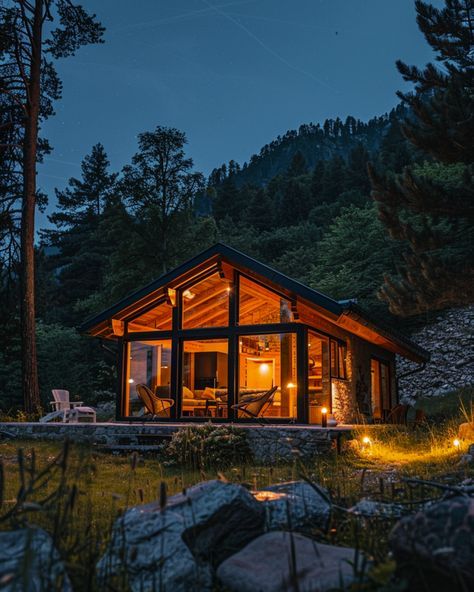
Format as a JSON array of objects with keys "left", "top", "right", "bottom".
[{"left": 351, "top": 422, "right": 469, "bottom": 474}]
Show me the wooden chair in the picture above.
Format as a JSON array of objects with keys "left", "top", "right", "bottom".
[
  {"left": 231, "top": 386, "right": 278, "bottom": 420},
  {"left": 136, "top": 384, "right": 174, "bottom": 418},
  {"left": 412, "top": 408, "right": 427, "bottom": 429},
  {"left": 40, "top": 390, "right": 96, "bottom": 423},
  {"left": 385, "top": 404, "right": 409, "bottom": 425}
]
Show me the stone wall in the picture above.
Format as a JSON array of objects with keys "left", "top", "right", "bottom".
[
  {"left": 398, "top": 306, "right": 474, "bottom": 403},
  {"left": 0, "top": 422, "right": 348, "bottom": 463}
]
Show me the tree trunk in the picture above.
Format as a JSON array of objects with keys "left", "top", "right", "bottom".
[{"left": 20, "top": 0, "right": 43, "bottom": 414}]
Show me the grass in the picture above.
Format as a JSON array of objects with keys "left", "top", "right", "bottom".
[{"left": 0, "top": 392, "right": 472, "bottom": 591}]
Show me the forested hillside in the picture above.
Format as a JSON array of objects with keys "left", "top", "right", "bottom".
[{"left": 0, "top": 0, "right": 472, "bottom": 412}]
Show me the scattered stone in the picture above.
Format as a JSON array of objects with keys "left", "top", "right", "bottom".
[
  {"left": 458, "top": 454, "right": 473, "bottom": 466},
  {"left": 0, "top": 528, "right": 71, "bottom": 591},
  {"left": 390, "top": 496, "right": 474, "bottom": 591},
  {"left": 256, "top": 480, "right": 331, "bottom": 531},
  {"left": 97, "top": 480, "right": 265, "bottom": 591},
  {"left": 398, "top": 305, "right": 474, "bottom": 401},
  {"left": 217, "top": 531, "right": 366, "bottom": 592},
  {"left": 468, "top": 443, "right": 474, "bottom": 456},
  {"left": 349, "top": 498, "right": 406, "bottom": 519}
]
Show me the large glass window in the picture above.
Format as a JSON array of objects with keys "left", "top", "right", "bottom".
[
  {"left": 371, "top": 358, "right": 391, "bottom": 420},
  {"left": 308, "top": 332, "right": 330, "bottom": 424},
  {"left": 239, "top": 276, "right": 294, "bottom": 325},
  {"left": 125, "top": 339, "right": 172, "bottom": 417},
  {"left": 182, "top": 273, "right": 230, "bottom": 329},
  {"left": 238, "top": 333, "right": 297, "bottom": 419},
  {"left": 330, "top": 340, "right": 347, "bottom": 379},
  {"left": 127, "top": 300, "right": 172, "bottom": 332},
  {"left": 181, "top": 339, "right": 229, "bottom": 418}
]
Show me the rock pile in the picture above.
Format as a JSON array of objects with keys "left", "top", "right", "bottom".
[{"left": 398, "top": 305, "right": 474, "bottom": 402}]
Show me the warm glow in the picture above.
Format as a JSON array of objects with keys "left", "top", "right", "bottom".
[
  {"left": 287, "top": 382, "right": 296, "bottom": 388},
  {"left": 253, "top": 491, "right": 286, "bottom": 502},
  {"left": 226, "top": 286, "right": 231, "bottom": 292},
  {"left": 453, "top": 438, "right": 461, "bottom": 449},
  {"left": 362, "top": 436, "right": 372, "bottom": 445},
  {"left": 321, "top": 407, "right": 328, "bottom": 415},
  {"left": 259, "top": 363, "right": 270, "bottom": 374},
  {"left": 183, "top": 289, "right": 195, "bottom": 300},
  {"left": 128, "top": 378, "right": 134, "bottom": 384}
]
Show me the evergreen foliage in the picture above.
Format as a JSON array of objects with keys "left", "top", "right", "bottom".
[{"left": 369, "top": 0, "right": 474, "bottom": 316}]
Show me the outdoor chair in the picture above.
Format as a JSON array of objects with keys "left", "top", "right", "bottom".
[
  {"left": 40, "top": 389, "right": 96, "bottom": 423},
  {"left": 136, "top": 384, "right": 174, "bottom": 419},
  {"left": 385, "top": 404, "right": 409, "bottom": 425},
  {"left": 231, "top": 386, "right": 278, "bottom": 421}
]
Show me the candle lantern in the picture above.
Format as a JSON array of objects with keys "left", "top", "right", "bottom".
[{"left": 321, "top": 406, "right": 328, "bottom": 428}]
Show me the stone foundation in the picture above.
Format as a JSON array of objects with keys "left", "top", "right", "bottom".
[{"left": 0, "top": 422, "right": 351, "bottom": 463}]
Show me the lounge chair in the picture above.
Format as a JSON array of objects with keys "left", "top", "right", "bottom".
[
  {"left": 136, "top": 384, "right": 174, "bottom": 418},
  {"left": 385, "top": 404, "right": 409, "bottom": 425},
  {"left": 231, "top": 386, "right": 278, "bottom": 420},
  {"left": 40, "top": 389, "right": 96, "bottom": 423}
]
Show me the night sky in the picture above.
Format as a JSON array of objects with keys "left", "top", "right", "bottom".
[{"left": 38, "top": 0, "right": 440, "bottom": 228}]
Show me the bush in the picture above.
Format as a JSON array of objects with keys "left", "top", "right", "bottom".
[{"left": 164, "top": 424, "right": 253, "bottom": 469}]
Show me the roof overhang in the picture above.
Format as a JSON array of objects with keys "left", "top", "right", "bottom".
[{"left": 80, "top": 243, "right": 430, "bottom": 363}]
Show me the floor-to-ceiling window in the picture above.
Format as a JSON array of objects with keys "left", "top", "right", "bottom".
[
  {"left": 181, "top": 338, "right": 229, "bottom": 418},
  {"left": 125, "top": 339, "right": 172, "bottom": 417},
  {"left": 307, "top": 332, "right": 330, "bottom": 424},
  {"left": 371, "top": 358, "right": 391, "bottom": 420},
  {"left": 237, "top": 333, "right": 297, "bottom": 419}
]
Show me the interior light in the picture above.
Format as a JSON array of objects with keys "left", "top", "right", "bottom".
[
  {"left": 287, "top": 382, "right": 296, "bottom": 388},
  {"left": 259, "top": 363, "right": 270, "bottom": 374},
  {"left": 128, "top": 378, "right": 134, "bottom": 384},
  {"left": 183, "top": 289, "right": 195, "bottom": 300}
]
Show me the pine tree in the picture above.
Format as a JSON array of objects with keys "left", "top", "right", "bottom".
[
  {"left": 286, "top": 151, "right": 307, "bottom": 177},
  {"left": 369, "top": 0, "right": 474, "bottom": 316},
  {"left": 42, "top": 145, "right": 118, "bottom": 324}
]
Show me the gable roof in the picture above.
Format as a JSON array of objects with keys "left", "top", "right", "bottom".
[{"left": 80, "top": 243, "right": 429, "bottom": 363}]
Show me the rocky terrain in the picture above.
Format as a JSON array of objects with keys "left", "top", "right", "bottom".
[{"left": 398, "top": 306, "right": 474, "bottom": 402}]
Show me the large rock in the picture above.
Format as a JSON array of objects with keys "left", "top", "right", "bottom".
[
  {"left": 256, "top": 481, "right": 331, "bottom": 531},
  {"left": 390, "top": 496, "right": 474, "bottom": 591},
  {"left": 217, "top": 531, "right": 366, "bottom": 592},
  {"left": 349, "top": 498, "right": 406, "bottom": 519},
  {"left": 97, "top": 480, "right": 265, "bottom": 591},
  {"left": 0, "top": 528, "right": 71, "bottom": 591}
]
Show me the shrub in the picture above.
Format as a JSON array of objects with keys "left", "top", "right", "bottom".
[{"left": 164, "top": 424, "right": 253, "bottom": 469}]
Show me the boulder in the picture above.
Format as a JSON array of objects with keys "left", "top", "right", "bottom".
[
  {"left": 349, "top": 498, "right": 406, "bottom": 519},
  {"left": 256, "top": 480, "right": 331, "bottom": 531},
  {"left": 97, "top": 480, "right": 265, "bottom": 591},
  {"left": 0, "top": 528, "right": 71, "bottom": 591},
  {"left": 390, "top": 496, "right": 474, "bottom": 591},
  {"left": 217, "top": 531, "right": 366, "bottom": 592},
  {"left": 459, "top": 423, "right": 474, "bottom": 440}
]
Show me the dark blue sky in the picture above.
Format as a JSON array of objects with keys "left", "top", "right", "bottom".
[{"left": 38, "top": 0, "right": 440, "bottom": 228}]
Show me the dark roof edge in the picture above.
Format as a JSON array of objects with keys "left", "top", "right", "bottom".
[
  {"left": 79, "top": 242, "right": 430, "bottom": 362},
  {"left": 343, "top": 302, "right": 431, "bottom": 362}
]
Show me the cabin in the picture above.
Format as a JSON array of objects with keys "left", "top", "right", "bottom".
[{"left": 81, "top": 244, "right": 429, "bottom": 424}]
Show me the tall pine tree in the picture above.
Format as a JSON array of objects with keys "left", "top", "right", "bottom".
[{"left": 369, "top": 0, "right": 474, "bottom": 316}]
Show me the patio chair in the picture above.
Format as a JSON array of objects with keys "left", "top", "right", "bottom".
[
  {"left": 136, "top": 384, "right": 174, "bottom": 419},
  {"left": 231, "top": 386, "right": 278, "bottom": 420},
  {"left": 385, "top": 404, "right": 409, "bottom": 425},
  {"left": 40, "top": 389, "right": 96, "bottom": 423}
]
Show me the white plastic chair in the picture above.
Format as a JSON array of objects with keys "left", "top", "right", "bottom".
[{"left": 40, "top": 390, "right": 96, "bottom": 423}]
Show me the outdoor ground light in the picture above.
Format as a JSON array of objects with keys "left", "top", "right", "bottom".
[
  {"left": 321, "top": 406, "right": 328, "bottom": 428},
  {"left": 453, "top": 438, "right": 461, "bottom": 449},
  {"left": 362, "top": 436, "right": 372, "bottom": 445}
]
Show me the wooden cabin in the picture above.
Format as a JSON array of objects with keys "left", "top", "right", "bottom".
[{"left": 81, "top": 244, "right": 429, "bottom": 424}]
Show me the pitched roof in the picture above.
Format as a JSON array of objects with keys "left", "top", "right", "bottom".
[{"left": 80, "top": 243, "right": 429, "bottom": 363}]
